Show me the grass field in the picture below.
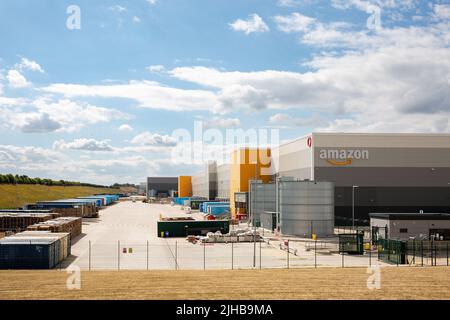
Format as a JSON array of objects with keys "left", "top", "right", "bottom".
[
  {"left": 0, "top": 267, "right": 449, "bottom": 300},
  {"left": 0, "top": 184, "right": 121, "bottom": 209}
]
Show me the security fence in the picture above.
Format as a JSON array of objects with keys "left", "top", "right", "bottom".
[
  {"left": 3, "top": 236, "right": 450, "bottom": 270},
  {"left": 49, "top": 238, "right": 386, "bottom": 271},
  {"left": 378, "top": 239, "right": 450, "bottom": 266}
]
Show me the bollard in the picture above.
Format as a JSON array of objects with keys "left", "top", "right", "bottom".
[{"left": 89, "top": 240, "right": 91, "bottom": 271}]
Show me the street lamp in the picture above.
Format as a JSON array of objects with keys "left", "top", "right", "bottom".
[{"left": 352, "top": 185, "right": 359, "bottom": 228}]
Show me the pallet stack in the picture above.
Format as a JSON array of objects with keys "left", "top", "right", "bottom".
[
  {"left": 52, "top": 206, "right": 98, "bottom": 218},
  {"left": 27, "top": 217, "right": 82, "bottom": 239},
  {"left": 0, "top": 212, "right": 56, "bottom": 232}
]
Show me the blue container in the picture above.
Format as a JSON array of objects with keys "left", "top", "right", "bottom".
[
  {"left": 201, "top": 202, "right": 230, "bottom": 213},
  {"left": 208, "top": 205, "right": 230, "bottom": 216},
  {"left": 0, "top": 238, "right": 59, "bottom": 269}
]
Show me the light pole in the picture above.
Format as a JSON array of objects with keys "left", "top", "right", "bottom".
[{"left": 352, "top": 185, "right": 359, "bottom": 228}]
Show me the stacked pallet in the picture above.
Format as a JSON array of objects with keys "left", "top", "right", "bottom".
[
  {"left": 0, "top": 212, "right": 56, "bottom": 232},
  {"left": 52, "top": 206, "right": 98, "bottom": 218},
  {"left": 27, "top": 217, "right": 82, "bottom": 239}
]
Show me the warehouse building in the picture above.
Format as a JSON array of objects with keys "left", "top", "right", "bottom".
[
  {"left": 271, "top": 133, "right": 450, "bottom": 225},
  {"left": 192, "top": 162, "right": 217, "bottom": 200},
  {"left": 370, "top": 212, "right": 450, "bottom": 241},
  {"left": 146, "top": 177, "right": 178, "bottom": 198}
]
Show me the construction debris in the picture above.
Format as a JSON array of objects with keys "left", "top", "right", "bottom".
[{"left": 198, "top": 229, "right": 262, "bottom": 243}]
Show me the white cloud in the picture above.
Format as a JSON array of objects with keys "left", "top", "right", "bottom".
[
  {"left": 229, "top": 14, "right": 270, "bottom": 34},
  {"left": 277, "top": 0, "right": 303, "bottom": 7},
  {"left": 146, "top": 65, "right": 165, "bottom": 73},
  {"left": 133, "top": 16, "right": 141, "bottom": 23},
  {"left": 203, "top": 117, "right": 241, "bottom": 129},
  {"left": 131, "top": 132, "right": 177, "bottom": 147},
  {"left": 7, "top": 70, "right": 29, "bottom": 88},
  {"left": 32, "top": 98, "right": 131, "bottom": 132},
  {"left": 53, "top": 138, "right": 114, "bottom": 152},
  {"left": 268, "top": 113, "right": 324, "bottom": 128},
  {"left": 146, "top": 0, "right": 157, "bottom": 5},
  {"left": 109, "top": 5, "right": 127, "bottom": 12},
  {"left": 118, "top": 124, "right": 133, "bottom": 131},
  {"left": 18, "top": 113, "right": 62, "bottom": 133},
  {"left": 42, "top": 81, "right": 216, "bottom": 112},
  {"left": 273, "top": 12, "right": 317, "bottom": 33},
  {"left": 434, "top": 4, "right": 450, "bottom": 20},
  {"left": 0, "top": 97, "right": 131, "bottom": 133},
  {"left": 16, "top": 58, "right": 44, "bottom": 73}
]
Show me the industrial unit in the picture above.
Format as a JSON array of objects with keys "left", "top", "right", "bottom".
[
  {"left": 370, "top": 212, "right": 450, "bottom": 241},
  {"left": 192, "top": 161, "right": 217, "bottom": 200},
  {"left": 271, "top": 133, "right": 450, "bottom": 225},
  {"left": 146, "top": 177, "right": 178, "bottom": 198},
  {"left": 165, "top": 132, "right": 450, "bottom": 235}
]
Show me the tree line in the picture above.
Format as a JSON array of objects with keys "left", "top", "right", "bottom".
[{"left": 0, "top": 174, "right": 113, "bottom": 188}]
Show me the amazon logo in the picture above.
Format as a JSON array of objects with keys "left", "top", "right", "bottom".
[{"left": 319, "top": 149, "right": 369, "bottom": 166}]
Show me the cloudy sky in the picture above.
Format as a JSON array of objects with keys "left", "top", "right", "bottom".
[{"left": 0, "top": 0, "right": 449, "bottom": 184}]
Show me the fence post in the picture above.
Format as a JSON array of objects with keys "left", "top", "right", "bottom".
[
  {"left": 203, "top": 242, "right": 206, "bottom": 270},
  {"left": 253, "top": 232, "right": 256, "bottom": 268},
  {"left": 175, "top": 241, "right": 178, "bottom": 270},
  {"left": 146, "top": 241, "right": 149, "bottom": 271},
  {"left": 89, "top": 240, "right": 91, "bottom": 271},
  {"left": 259, "top": 240, "right": 262, "bottom": 270},
  {"left": 421, "top": 240, "right": 424, "bottom": 267},
  {"left": 314, "top": 240, "right": 317, "bottom": 268},
  {"left": 287, "top": 240, "right": 290, "bottom": 269},
  {"left": 118, "top": 240, "right": 120, "bottom": 271},
  {"left": 231, "top": 242, "right": 234, "bottom": 270}
]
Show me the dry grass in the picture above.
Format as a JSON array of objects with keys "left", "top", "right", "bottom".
[
  {"left": 0, "top": 267, "right": 449, "bottom": 300},
  {"left": 0, "top": 184, "right": 121, "bottom": 209}
]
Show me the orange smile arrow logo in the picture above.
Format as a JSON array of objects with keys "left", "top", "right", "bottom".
[{"left": 326, "top": 159, "right": 353, "bottom": 166}]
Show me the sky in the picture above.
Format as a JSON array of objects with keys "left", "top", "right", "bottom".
[{"left": 0, "top": 0, "right": 449, "bottom": 185}]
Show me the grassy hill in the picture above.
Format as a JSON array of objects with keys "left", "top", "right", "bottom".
[{"left": 0, "top": 184, "right": 121, "bottom": 209}]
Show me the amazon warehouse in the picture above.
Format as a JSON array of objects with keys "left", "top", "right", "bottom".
[{"left": 150, "top": 132, "right": 450, "bottom": 236}]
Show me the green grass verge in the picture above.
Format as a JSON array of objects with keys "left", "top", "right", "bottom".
[{"left": 0, "top": 184, "right": 121, "bottom": 209}]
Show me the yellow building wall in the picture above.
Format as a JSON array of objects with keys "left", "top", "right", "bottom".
[
  {"left": 229, "top": 148, "right": 271, "bottom": 219},
  {"left": 178, "top": 176, "right": 192, "bottom": 197}
]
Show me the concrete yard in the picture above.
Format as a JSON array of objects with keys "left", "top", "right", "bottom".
[{"left": 64, "top": 201, "right": 388, "bottom": 270}]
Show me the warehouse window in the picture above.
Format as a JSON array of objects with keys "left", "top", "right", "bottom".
[{"left": 399, "top": 228, "right": 408, "bottom": 233}]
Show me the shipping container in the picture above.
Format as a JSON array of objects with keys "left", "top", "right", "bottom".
[
  {"left": 0, "top": 231, "right": 70, "bottom": 269},
  {"left": 157, "top": 220, "right": 230, "bottom": 237}
]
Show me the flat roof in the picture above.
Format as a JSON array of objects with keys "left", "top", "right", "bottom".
[{"left": 370, "top": 212, "right": 450, "bottom": 220}]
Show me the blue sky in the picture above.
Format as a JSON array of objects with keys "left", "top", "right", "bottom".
[{"left": 0, "top": 0, "right": 449, "bottom": 184}]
